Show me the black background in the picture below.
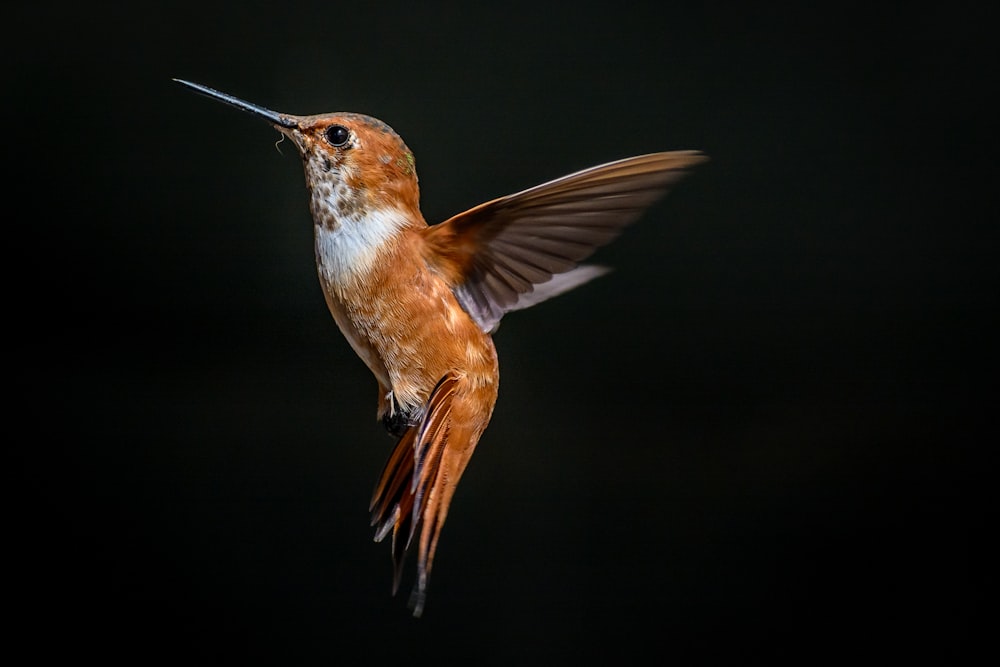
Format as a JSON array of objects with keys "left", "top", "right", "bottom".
[{"left": 13, "top": 2, "right": 989, "bottom": 663}]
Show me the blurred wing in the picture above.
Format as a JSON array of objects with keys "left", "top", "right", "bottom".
[{"left": 422, "top": 151, "right": 707, "bottom": 332}]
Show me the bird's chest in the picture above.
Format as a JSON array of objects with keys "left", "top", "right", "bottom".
[{"left": 314, "top": 220, "right": 487, "bottom": 409}]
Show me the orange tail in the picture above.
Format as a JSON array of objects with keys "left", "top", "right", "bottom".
[{"left": 369, "top": 373, "right": 484, "bottom": 617}]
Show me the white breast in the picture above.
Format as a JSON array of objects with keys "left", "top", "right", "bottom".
[{"left": 313, "top": 204, "right": 409, "bottom": 288}]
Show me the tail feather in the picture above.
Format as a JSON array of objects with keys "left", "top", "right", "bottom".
[
  {"left": 370, "top": 437, "right": 412, "bottom": 542},
  {"left": 369, "top": 373, "right": 466, "bottom": 616}
]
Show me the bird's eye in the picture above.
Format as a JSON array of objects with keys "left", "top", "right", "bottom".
[{"left": 325, "top": 125, "right": 350, "bottom": 147}]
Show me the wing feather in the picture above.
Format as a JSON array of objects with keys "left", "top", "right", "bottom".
[{"left": 423, "top": 151, "right": 707, "bottom": 332}]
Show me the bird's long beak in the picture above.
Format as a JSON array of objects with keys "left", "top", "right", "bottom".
[{"left": 173, "top": 79, "right": 299, "bottom": 129}]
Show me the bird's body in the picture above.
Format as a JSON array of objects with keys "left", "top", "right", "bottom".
[{"left": 176, "top": 79, "right": 706, "bottom": 616}]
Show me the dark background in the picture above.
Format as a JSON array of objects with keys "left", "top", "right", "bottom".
[{"left": 13, "top": 2, "right": 989, "bottom": 663}]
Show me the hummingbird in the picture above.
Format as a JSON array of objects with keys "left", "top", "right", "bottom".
[{"left": 175, "top": 79, "right": 706, "bottom": 616}]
